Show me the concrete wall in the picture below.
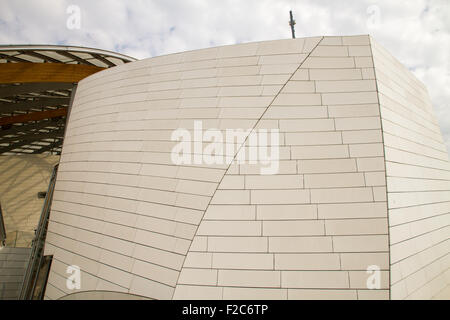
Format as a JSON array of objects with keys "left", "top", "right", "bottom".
[
  {"left": 42, "top": 35, "right": 448, "bottom": 300},
  {"left": 0, "top": 155, "right": 60, "bottom": 247},
  {"left": 0, "top": 247, "right": 30, "bottom": 299},
  {"left": 371, "top": 38, "right": 450, "bottom": 300}
]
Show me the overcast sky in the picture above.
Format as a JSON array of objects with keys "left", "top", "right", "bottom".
[{"left": 1, "top": 0, "right": 449, "bottom": 153}]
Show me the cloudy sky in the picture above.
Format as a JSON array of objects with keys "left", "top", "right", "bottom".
[{"left": 1, "top": 0, "right": 449, "bottom": 153}]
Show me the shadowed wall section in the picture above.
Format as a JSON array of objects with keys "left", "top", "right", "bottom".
[{"left": 0, "top": 63, "right": 104, "bottom": 84}]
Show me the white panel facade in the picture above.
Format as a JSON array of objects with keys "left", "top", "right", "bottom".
[
  {"left": 42, "top": 35, "right": 449, "bottom": 300},
  {"left": 371, "top": 38, "right": 450, "bottom": 300}
]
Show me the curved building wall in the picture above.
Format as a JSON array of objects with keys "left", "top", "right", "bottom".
[
  {"left": 42, "top": 35, "right": 449, "bottom": 300},
  {"left": 371, "top": 39, "right": 450, "bottom": 299}
]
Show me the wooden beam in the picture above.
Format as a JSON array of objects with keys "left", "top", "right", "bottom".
[
  {"left": 0, "top": 118, "right": 64, "bottom": 138},
  {"left": 0, "top": 108, "right": 67, "bottom": 126},
  {"left": 0, "top": 82, "right": 74, "bottom": 98},
  {"left": 0, "top": 63, "right": 105, "bottom": 84},
  {"left": 0, "top": 97, "right": 70, "bottom": 113}
]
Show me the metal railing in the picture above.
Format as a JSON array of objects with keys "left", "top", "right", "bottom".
[
  {"left": 0, "top": 202, "right": 6, "bottom": 247},
  {"left": 19, "top": 164, "right": 58, "bottom": 300}
]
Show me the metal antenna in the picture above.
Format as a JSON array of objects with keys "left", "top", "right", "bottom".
[{"left": 289, "top": 10, "right": 296, "bottom": 39}]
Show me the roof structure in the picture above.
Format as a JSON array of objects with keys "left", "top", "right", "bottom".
[{"left": 0, "top": 45, "right": 136, "bottom": 155}]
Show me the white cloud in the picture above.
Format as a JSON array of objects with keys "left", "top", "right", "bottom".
[{"left": 1, "top": 0, "right": 449, "bottom": 152}]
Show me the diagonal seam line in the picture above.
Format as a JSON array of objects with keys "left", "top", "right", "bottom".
[{"left": 171, "top": 36, "right": 325, "bottom": 298}]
